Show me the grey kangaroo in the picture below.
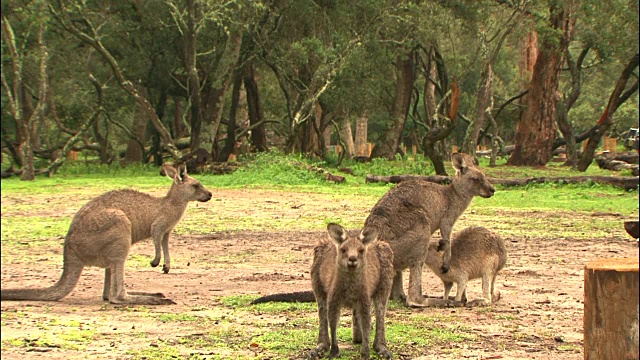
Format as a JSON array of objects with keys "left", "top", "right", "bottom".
[
  {"left": 1, "top": 164, "right": 212, "bottom": 305},
  {"left": 309, "top": 223, "right": 394, "bottom": 360},
  {"left": 365, "top": 153, "right": 495, "bottom": 306},
  {"left": 424, "top": 226, "right": 507, "bottom": 306}
]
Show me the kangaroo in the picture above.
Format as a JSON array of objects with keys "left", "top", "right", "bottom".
[
  {"left": 1, "top": 164, "right": 212, "bottom": 305},
  {"left": 364, "top": 153, "right": 495, "bottom": 306},
  {"left": 309, "top": 223, "right": 394, "bottom": 360},
  {"left": 424, "top": 226, "right": 507, "bottom": 306}
]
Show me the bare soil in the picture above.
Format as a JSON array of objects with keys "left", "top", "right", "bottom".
[{"left": 1, "top": 189, "right": 638, "bottom": 360}]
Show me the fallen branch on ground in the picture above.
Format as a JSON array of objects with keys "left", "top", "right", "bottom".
[{"left": 365, "top": 174, "right": 639, "bottom": 190}]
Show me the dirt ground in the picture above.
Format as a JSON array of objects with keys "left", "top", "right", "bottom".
[{"left": 1, "top": 188, "right": 638, "bottom": 359}]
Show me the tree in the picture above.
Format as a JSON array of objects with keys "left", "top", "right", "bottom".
[
  {"left": 51, "top": 1, "right": 181, "bottom": 160},
  {"left": 460, "top": 6, "right": 519, "bottom": 156},
  {"left": 1, "top": 3, "right": 48, "bottom": 180},
  {"left": 577, "top": 53, "right": 639, "bottom": 171},
  {"left": 508, "top": 1, "right": 576, "bottom": 166},
  {"left": 371, "top": 51, "right": 416, "bottom": 159}
]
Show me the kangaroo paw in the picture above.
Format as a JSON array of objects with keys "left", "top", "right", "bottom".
[
  {"left": 329, "top": 345, "right": 340, "bottom": 358},
  {"left": 441, "top": 263, "right": 450, "bottom": 273},
  {"left": 376, "top": 347, "right": 392, "bottom": 359},
  {"left": 150, "top": 259, "right": 160, "bottom": 267},
  {"left": 162, "top": 264, "right": 170, "bottom": 274},
  {"left": 466, "top": 298, "right": 490, "bottom": 307},
  {"left": 437, "top": 239, "right": 447, "bottom": 251}
]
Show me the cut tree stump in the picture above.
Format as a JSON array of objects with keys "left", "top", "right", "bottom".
[{"left": 584, "top": 258, "right": 639, "bottom": 360}]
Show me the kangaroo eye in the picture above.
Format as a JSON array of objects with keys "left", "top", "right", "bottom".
[
  {"left": 341, "top": 248, "right": 347, "bottom": 254},
  {"left": 358, "top": 248, "right": 365, "bottom": 254}
]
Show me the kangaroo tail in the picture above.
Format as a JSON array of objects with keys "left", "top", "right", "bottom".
[
  {"left": 250, "top": 291, "right": 316, "bottom": 305},
  {"left": 1, "top": 247, "right": 83, "bottom": 301}
]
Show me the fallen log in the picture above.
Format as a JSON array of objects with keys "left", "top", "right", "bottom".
[
  {"left": 612, "top": 152, "right": 639, "bottom": 164},
  {"left": 596, "top": 157, "right": 639, "bottom": 176},
  {"left": 365, "top": 174, "right": 639, "bottom": 190}
]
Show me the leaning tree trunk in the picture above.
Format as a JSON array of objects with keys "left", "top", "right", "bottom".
[
  {"left": 371, "top": 52, "right": 415, "bottom": 159},
  {"left": 577, "top": 53, "right": 639, "bottom": 172},
  {"left": 508, "top": 4, "right": 573, "bottom": 167}
]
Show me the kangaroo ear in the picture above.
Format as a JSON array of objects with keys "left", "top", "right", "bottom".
[
  {"left": 327, "top": 223, "right": 348, "bottom": 244},
  {"left": 178, "top": 164, "right": 188, "bottom": 179},
  {"left": 452, "top": 153, "right": 468, "bottom": 175},
  {"left": 359, "top": 227, "right": 378, "bottom": 245},
  {"left": 162, "top": 164, "right": 178, "bottom": 180}
]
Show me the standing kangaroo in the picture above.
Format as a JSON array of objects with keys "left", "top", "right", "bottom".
[
  {"left": 365, "top": 153, "right": 495, "bottom": 306},
  {"left": 424, "top": 226, "right": 507, "bottom": 306},
  {"left": 309, "top": 223, "right": 394, "bottom": 360},
  {"left": 1, "top": 164, "right": 212, "bottom": 305}
]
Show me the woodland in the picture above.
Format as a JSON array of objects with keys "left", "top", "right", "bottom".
[{"left": 1, "top": 0, "right": 639, "bottom": 180}]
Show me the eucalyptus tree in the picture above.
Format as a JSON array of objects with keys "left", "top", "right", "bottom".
[
  {"left": 1, "top": 1, "right": 49, "bottom": 180},
  {"left": 507, "top": 0, "right": 577, "bottom": 166},
  {"left": 50, "top": 0, "right": 182, "bottom": 160},
  {"left": 253, "top": 0, "right": 388, "bottom": 156},
  {"left": 572, "top": 0, "right": 639, "bottom": 171},
  {"left": 460, "top": 3, "right": 521, "bottom": 157}
]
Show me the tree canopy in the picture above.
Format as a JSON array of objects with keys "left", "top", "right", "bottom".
[{"left": 1, "top": 0, "right": 638, "bottom": 180}]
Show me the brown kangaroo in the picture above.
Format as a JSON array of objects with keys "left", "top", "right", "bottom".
[
  {"left": 364, "top": 153, "right": 495, "bottom": 306},
  {"left": 1, "top": 164, "right": 212, "bottom": 305},
  {"left": 425, "top": 226, "right": 507, "bottom": 306},
  {"left": 309, "top": 223, "right": 394, "bottom": 360}
]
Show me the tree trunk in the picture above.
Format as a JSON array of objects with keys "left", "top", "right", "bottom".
[
  {"left": 577, "top": 53, "right": 639, "bottom": 171},
  {"left": 556, "top": 47, "right": 589, "bottom": 168},
  {"left": 584, "top": 258, "right": 639, "bottom": 360},
  {"left": 462, "top": 58, "right": 493, "bottom": 156},
  {"left": 339, "top": 115, "right": 355, "bottom": 158},
  {"left": 354, "top": 114, "right": 368, "bottom": 156},
  {"left": 148, "top": 90, "right": 168, "bottom": 166},
  {"left": 218, "top": 70, "right": 243, "bottom": 162},
  {"left": 243, "top": 61, "right": 268, "bottom": 152},
  {"left": 371, "top": 52, "right": 415, "bottom": 159},
  {"left": 508, "top": 5, "right": 573, "bottom": 166},
  {"left": 207, "top": 29, "right": 243, "bottom": 159},
  {"left": 172, "top": 97, "right": 185, "bottom": 139},
  {"left": 123, "top": 88, "right": 150, "bottom": 164}
]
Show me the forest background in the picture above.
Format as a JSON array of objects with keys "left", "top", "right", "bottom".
[{"left": 1, "top": 0, "right": 638, "bottom": 180}]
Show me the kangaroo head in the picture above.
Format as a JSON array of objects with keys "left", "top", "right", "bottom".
[
  {"left": 327, "top": 223, "right": 378, "bottom": 271},
  {"left": 451, "top": 153, "right": 495, "bottom": 198},
  {"left": 163, "top": 163, "right": 213, "bottom": 203}
]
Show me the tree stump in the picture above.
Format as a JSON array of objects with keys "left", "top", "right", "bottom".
[{"left": 584, "top": 258, "right": 639, "bottom": 360}]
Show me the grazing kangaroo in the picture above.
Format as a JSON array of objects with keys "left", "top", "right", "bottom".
[
  {"left": 1, "top": 164, "right": 212, "bottom": 305},
  {"left": 424, "top": 226, "right": 507, "bottom": 306},
  {"left": 364, "top": 153, "right": 495, "bottom": 306},
  {"left": 309, "top": 223, "right": 394, "bottom": 360}
]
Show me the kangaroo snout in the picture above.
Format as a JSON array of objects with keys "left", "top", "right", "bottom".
[
  {"left": 481, "top": 185, "right": 496, "bottom": 198},
  {"left": 199, "top": 192, "right": 213, "bottom": 202},
  {"left": 347, "top": 256, "right": 359, "bottom": 268}
]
